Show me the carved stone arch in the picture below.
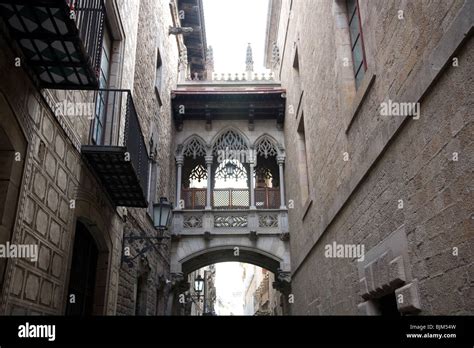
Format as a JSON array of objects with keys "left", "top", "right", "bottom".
[
  {"left": 179, "top": 135, "right": 208, "bottom": 158},
  {"left": 211, "top": 127, "right": 249, "bottom": 155},
  {"left": 254, "top": 134, "right": 281, "bottom": 158}
]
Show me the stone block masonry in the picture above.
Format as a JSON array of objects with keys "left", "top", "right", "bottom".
[{"left": 270, "top": 0, "right": 473, "bottom": 315}]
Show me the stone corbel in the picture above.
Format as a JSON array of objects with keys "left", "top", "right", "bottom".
[
  {"left": 170, "top": 272, "right": 189, "bottom": 294},
  {"left": 273, "top": 270, "right": 292, "bottom": 295}
]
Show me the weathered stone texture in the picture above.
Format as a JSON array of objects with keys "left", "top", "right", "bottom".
[
  {"left": 274, "top": 0, "right": 473, "bottom": 314},
  {"left": 0, "top": 0, "right": 178, "bottom": 316}
]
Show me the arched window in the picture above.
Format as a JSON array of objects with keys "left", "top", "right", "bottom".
[
  {"left": 254, "top": 136, "right": 280, "bottom": 208},
  {"left": 181, "top": 137, "right": 208, "bottom": 209},
  {"left": 211, "top": 129, "right": 250, "bottom": 209}
]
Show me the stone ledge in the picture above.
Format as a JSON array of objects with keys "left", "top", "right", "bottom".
[
  {"left": 395, "top": 279, "right": 422, "bottom": 314},
  {"left": 344, "top": 69, "right": 376, "bottom": 133}
]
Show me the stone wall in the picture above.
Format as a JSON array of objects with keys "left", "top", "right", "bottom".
[
  {"left": 273, "top": 0, "right": 473, "bottom": 314},
  {"left": 0, "top": 0, "right": 179, "bottom": 315},
  {"left": 115, "top": 0, "right": 180, "bottom": 316}
]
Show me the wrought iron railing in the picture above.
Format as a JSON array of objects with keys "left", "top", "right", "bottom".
[
  {"left": 0, "top": 0, "right": 106, "bottom": 88},
  {"left": 71, "top": 0, "right": 106, "bottom": 79},
  {"left": 86, "top": 89, "right": 149, "bottom": 195}
]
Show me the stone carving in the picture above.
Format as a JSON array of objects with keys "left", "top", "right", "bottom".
[
  {"left": 169, "top": 26, "right": 193, "bottom": 35},
  {"left": 214, "top": 215, "right": 248, "bottom": 228},
  {"left": 183, "top": 215, "right": 203, "bottom": 229},
  {"left": 188, "top": 164, "right": 207, "bottom": 182},
  {"left": 255, "top": 136, "right": 278, "bottom": 158},
  {"left": 258, "top": 214, "right": 279, "bottom": 228},
  {"left": 212, "top": 129, "right": 248, "bottom": 155}
]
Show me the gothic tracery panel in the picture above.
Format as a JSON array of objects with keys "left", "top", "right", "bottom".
[
  {"left": 182, "top": 137, "right": 206, "bottom": 158},
  {"left": 255, "top": 136, "right": 278, "bottom": 158},
  {"left": 212, "top": 129, "right": 248, "bottom": 155}
]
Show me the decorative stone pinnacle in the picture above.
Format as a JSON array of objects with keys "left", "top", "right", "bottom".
[
  {"left": 206, "top": 46, "right": 214, "bottom": 67},
  {"left": 271, "top": 41, "right": 280, "bottom": 70},
  {"left": 246, "top": 43, "right": 254, "bottom": 72}
]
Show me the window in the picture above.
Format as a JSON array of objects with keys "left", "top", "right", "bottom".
[
  {"left": 293, "top": 47, "right": 299, "bottom": 71},
  {"left": 297, "top": 114, "right": 310, "bottom": 204},
  {"left": 135, "top": 275, "right": 147, "bottom": 315},
  {"left": 346, "top": 0, "right": 367, "bottom": 89},
  {"left": 92, "top": 26, "right": 112, "bottom": 145},
  {"left": 147, "top": 137, "right": 159, "bottom": 216},
  {"left": 155, "top": 49, "right": 163, "bottom": 105}
]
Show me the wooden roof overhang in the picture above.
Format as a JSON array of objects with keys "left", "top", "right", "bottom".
[
  {"left": 171, "top": 88, "right": 286, "bottom": 130},
  {"left": 177, "top": 0, "right": 207, "bottom": 78}
]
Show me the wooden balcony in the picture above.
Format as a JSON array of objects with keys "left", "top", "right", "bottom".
[{"left": 181, "top": 187, "right": 280, "bottom": 210}]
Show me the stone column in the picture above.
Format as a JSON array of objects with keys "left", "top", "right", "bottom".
[
  {"left": 205, "top": 155, "right": 213, "bottom": 210},
  {"left": 175, "top": 155, "right": 184, "bottom": 209},
  {"left": 277, "top": 155, "right": 286, "bottom": 209},
  {"left": 178, "top": 49, "right": 188, "bottom": 83},
  {"left": 249, "top": 154, "right": 256, "bottom": 210}
]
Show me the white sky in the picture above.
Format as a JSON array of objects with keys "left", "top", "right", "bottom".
[
  {"left": 199, "top": 1, "right": 270, "bottom": 316},
  {"left": 214, "top": 262, "right": 244, "bottom": 315},
  {"left": 203, "top": 0, "right": 270, "bottom": 73}
]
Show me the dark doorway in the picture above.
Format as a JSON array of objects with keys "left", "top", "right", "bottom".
[
  {"left": 375, "top": 292, "right": 401, "bottom": 316},
  {"left": 66, "top": 221, "right": 99, "bottom": 316}
]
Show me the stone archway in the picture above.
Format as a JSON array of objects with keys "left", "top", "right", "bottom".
[
  {"left": 169, "top": 240, "right": 291, "bottom": 316},
  {"left": 181, "top": 246, "right": 282, "bottom": 275},
  {"left": 0, "top": 92, "right": 27, "bottom": 294}
]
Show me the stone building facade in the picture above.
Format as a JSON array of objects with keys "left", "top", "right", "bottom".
[
  {"left": 266, "top": 0, "right": 473, "bottom": 315},
  {"left": 0, "top": 0, "right": 182, "bottom": 315},
  {"left": 242, "top": 264, "right": 283, "bottom": 315}
]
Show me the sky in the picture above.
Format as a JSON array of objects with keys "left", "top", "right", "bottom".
[
  {"left": 203, "top": 0, "right": 270, "bottom": 73},
  {"left": 214, "top": 262, "right": 244, "bottom": 315},
  {"left": 200, "top": 0, "right": 270, "bottom": 316}
]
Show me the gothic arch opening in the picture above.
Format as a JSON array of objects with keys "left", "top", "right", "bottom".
[
  {"left": 180, "top": 136, "right": 208, "bottom": 209},
  {"left": 0, "top": 93, "right": 27, "bottom": 293},
  {"left": 211, "top": 128, "right": 250, "bottom": 209},
  {"left": 254, "top": 135, "right": 281, "bottom": 208}
]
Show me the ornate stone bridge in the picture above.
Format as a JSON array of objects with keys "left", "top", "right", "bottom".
[{"left": 168, "top": 49, "right": 291, "bottom": 307}]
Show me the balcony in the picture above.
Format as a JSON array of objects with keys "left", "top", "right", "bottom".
[
  {"left": 173, "top": 188, "right": 287, "bottom": 235},
  {"left": 0, "top": 0, "right": 105, "bottom": 89},
  {"left": 81, "top": 89, "right": 149, "bottom": 207},
  {"left": 181, "top": 188, "right": 280, "bottom": 210}
]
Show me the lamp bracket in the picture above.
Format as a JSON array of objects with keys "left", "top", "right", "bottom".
[{"left": 121, "top": 234, "right": 170, "bottom": 268}]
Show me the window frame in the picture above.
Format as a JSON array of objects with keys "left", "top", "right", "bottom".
[{"left": 346, "top": 0, "right": 368, "bottom": 89}]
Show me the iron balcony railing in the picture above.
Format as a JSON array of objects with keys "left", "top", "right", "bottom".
[
  {"left": 0, "top": 0, "right": 105, "bottom": 88},
  {"left": 71, "top": 0, "right": 105, "bottom": 79},
  {"left": 181, "top": 187, "right": 280, "bottom": 210},
  {"left": 82, "top": 89, "right": 149, "bottom": 207}
]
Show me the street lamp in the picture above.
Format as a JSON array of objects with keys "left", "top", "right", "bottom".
[
  {"left": 121, "top": 197, "right": 172, "bottom": 267},
  {"left": 224, "top": 161, "right": 237, "bottom": 181},
  {"left": 194, "top": 274, "right": 204, "bottom": 294},
  {"left": 153, "top": 197, "right": 173, "bottom": 230}
]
